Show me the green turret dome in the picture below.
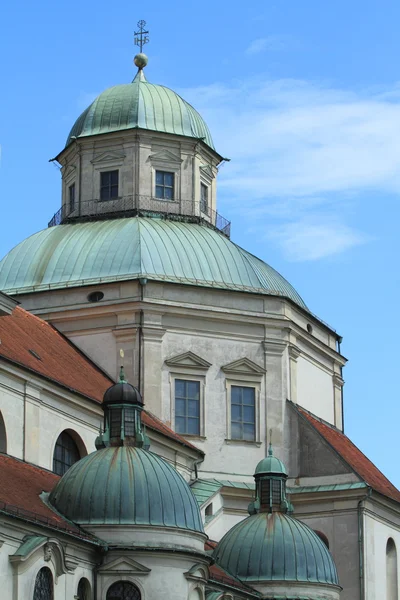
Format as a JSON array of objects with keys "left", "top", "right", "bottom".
[
  {"left": 66, "top": 70, "right": 215, "bottom": 150},
  {"left": 255, "top": 443, "right": 287, "bottom": 476},
  {"left": 0, "top": 217, "right": 307, "bottom": 309},
  {"left": 49, "top": 446, "right": 204, "bottom": 532},
  {"left": 213, "top": 511, "right": 339, "bottom": 586}
]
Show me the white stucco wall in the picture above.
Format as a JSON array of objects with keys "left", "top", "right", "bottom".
[
  {"left": 296, "top": 356, "right": 335, "bottom": 424},
  {"left": 364, "top": 506, "right": 400, "bottom": 600}
]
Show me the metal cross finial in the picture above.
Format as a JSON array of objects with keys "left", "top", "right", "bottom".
[{"left": 134, "top": 20, "right": 149, "bottom": 53}]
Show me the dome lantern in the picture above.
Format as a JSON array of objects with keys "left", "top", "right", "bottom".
[
  {"left": 249, "top": 442, "right": 291, "bottom": 514},
  {"left": 95, "top": 366, "right": 150, "bottom": 450}
]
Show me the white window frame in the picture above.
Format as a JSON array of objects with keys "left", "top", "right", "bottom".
[
  {"left": 225, "top": 378, "right": 261, "bottom": 444},
  {"left": 169, "top": 372, "right": 206, "bottom": 438}
]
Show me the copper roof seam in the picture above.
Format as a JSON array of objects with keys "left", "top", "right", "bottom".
[
  {"left": 164, "top": 451, "right": 199, "bottom": 530},
  {"left": 190, "top": 224, "right": 236, "bottom": 284},
  {"left": 151, "top": 84, "right": 168, "bottom": 134},
  {"left": 146, "top": 450, "right": 168, "bottom": 527},
  {"left": 168, "top": 221, "right": 211, "bottom": 282},
  {"left": 142, "top": 219, "right": 183, "bottom": 279}
]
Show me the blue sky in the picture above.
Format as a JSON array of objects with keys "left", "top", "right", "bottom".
[{"left": 1, "top": 1, "right": 400, "bottom": 484}]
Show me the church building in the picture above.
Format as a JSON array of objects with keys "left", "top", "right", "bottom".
[{"left": 0, "top": 23, "right": 399, "bottom": 599}]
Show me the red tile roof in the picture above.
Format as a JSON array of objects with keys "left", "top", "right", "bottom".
[
  {"left": 0, "top": 306, "right": 200, "bottom": 453},
  {"left": 0, "top": 306, "right": 110, "bottom": 402},
  {"left": 298, "top": 406, "right": 400, "bottom": 504},
  {"left": 0, "top": 453, "right": 92, "bottom": 539}
]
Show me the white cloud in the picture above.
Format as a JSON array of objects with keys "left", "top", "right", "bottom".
[
  {"left": 246, "top": 35, "right": 290, "bottom": 55},
  {"left": 179, "top": 77, "right": 400, "bottom": 260},
  {"left": 268, "top": 218, "right": 369, "bottom": 262}
]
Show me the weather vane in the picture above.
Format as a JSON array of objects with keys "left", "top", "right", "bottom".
[{"left": 134, "top": 20, "right": 149, "bottom": 53}]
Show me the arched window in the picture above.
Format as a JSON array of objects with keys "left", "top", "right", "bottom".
[
  {"left": 0, "top": 411, "right": 7, "bottom": 453},
  {"left": 387, "top": 538, "right": 398, "bottom": 600},
  {"left": 314, "top": 529, "right": 330, "bottom": 549},
  {"left": 107, "top": 581, "right": 141, "bottom": 600},
  {"left": 53, "top": 430, "right": 81, "bottom": 476},
  {"left": 76, "top": 577, "right": 91, "bottom": 600},
  {"left": 33, "top": 567, "right": 53, "bottom": 600}
]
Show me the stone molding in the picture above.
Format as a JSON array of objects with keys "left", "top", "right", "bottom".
[
  {"left": 97, "top": 556, "right": 151, "bottom": 576},
  {"left": 288, "top": 345, "right": 301, "bottom": 360},
  {"left": 221, "top": 357, "right": 265, "bottom": 376},
  {"left": 263, "top": 340, "right": 286, "bottom": 356},
  {"left": 165, "top": 351, "right": 211, "bottom": 371}
]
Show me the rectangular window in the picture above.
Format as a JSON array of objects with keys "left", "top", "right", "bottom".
[
  {"left": 155, "top": 170, "right": 174, "bottom": 200},
  {"left": 100, "top": 170, "right": 119, "bottom": 200},
  {"left": 231, "top": 385, "right": 256, "bottom": 441},
  {"left": 175, "top": 379, "right": 200, "bottom": 435},
  {"left": 200, "top": 183, "right": 208, "bottom": 213},
  {"left": 69, "top": 183, "right": 76, "bottom": 211}
]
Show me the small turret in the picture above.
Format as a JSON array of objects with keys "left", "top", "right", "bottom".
[
  {"left": 95, "top": 366, "right": 150, "bottom": 450},
  {"left": 249, "top": 442, "right": 292, "bottom": 515}
]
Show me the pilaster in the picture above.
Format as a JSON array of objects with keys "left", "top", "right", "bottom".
[
  {"left": 288, "top": 344, "right": 301, "bottom": 403},
  {"left": 263, "top": 340, "right": 286, "bottom": 451},
  {"left": 333, "top": 372, "right": 344, "bottom": 431}
]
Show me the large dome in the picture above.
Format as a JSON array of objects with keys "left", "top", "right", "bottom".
[
  {"left": 49, "top": 446, "right": 204, "bottom": 531},
  {"left": 66, "top": 70, "right": 215, "bottom": 150},
  {"left": 213, "top": 511, "right": 338, "bottom": 586},
  {"left": 0, "top": 217, "right": 307, "bottom": 309}
]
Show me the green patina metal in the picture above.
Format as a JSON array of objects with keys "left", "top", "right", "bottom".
[
  {"left": 49, "top": 446, "right": 204, "bottom": 532},
  {"left": 213, "top": 510, "right": 338, "bottom": 586},
  {"left": 212, "top": 448, "right": 339, "bottom": 590},
  {"left": 0, "top": 217, "right": 307, "bottom": 309},
  {"left": 288, "top": 482, "right": 367, "bottom": 494},
  {"left": 12, "top": 535, "right": 47, "bottom": 557},
  {"left": 66, "top": 70, "right": 215, "bottom": 150},
  {"left": 191, "top": 479, "right": 255, "bottom": 506},
  {"left": 255, "top": 442, "right": 287, "bottom": 476}
]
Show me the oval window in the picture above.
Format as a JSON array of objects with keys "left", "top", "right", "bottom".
[{"left": 87, "top": 291, "right": 104, "bottom": 302}]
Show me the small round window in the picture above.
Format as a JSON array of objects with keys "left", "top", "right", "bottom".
[{"left": 87, "top": 291, "right": 104, "bottom": 303}]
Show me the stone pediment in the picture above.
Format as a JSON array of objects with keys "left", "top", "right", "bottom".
[
  {"left": 91, "top": 150, "right": 126, "bottom": 164},
  {"left": 98, "top": 556, "right": 151, "bottom": 576},
  {"left": 165, "top": 351, "right": 211, "bottom": 370},
  {"left": 149, "top": 149, "right": 183, "bottom": 164},
  {"left": 221, "top": 357, "right": 265, "bottom": 375},
  {"left": 200, "top": 164, "right": 215, "bottom": 180}
]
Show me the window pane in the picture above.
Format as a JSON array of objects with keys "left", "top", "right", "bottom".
[
  {"left": 156, "top": 171, "right": 164, "bottom": 184},
  {"left": 243, "top": 387, "right": 255, "bottom": 405},
  {"left": 187, "top": 381, "right": 200, "bottom": 399},
  {"left": 231, "top": 422, "right": 242, "bottom": 440},
  {"left": 231, "top": 386, "right": 241, "bottom": 403},
  {"left": 175, "top": 380, "right": 186, "bottom": 398},
  {"left": 187, "top": 418, "right": 200, "bottom": 435},
  {"left": 111, "top": 171, "right": 119, "bottom": 184},
  {"left": 243, "top": 423, "right": 255, "bottom": 441},
  {"left": 164, "top": 172, "right": 174, "bottom": 186},
  {"left": 111, "top": 185, "right": 118, "bottom": 198},
  {"left": 100, "top": 187, "right": 109, "bottom": 200},
  {"left": 231, "top": 404, "right": 241, "bottom": 422},
  {"left": 243, "top": 405, "right": 255, "bottom": 423},
  {"left": 53, "top": 431, "right": 80, "bottom": 476},
  {"left": 175, "top": 398, "right": 186, "bottom": 416},
  {"left": 155, "top": 185, "right": 164, "bottom": 198},
  {"left": 188, "top": 399, "right": 199, "bottom": 417},
  {"left": 164, "top": 186, "right": 173, "bottom": 200},
  {"left": 101, "top": 172, "right": 110, "bottom": 186},
  {"left": 175, "top": 416, "right": 186, "bottom": 434}
]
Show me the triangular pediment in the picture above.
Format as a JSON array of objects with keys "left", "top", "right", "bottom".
[
  {"left": 165, "top": 351, "right": 211, "bottom": 370},
  {"left": 221, "top": 357, "right": 265, "bottom": 375},
  {"left": 98, "top": 556, "right": 151, "bottom": 575},
  {"left": 200, "top": 164, "right": 215, "bottom": 179},
  {"left": 91, "top": 150, "right": 126, "bottom": 164},
  {"left": 149, "top": 149, "right": 183, "bottom": 164}
]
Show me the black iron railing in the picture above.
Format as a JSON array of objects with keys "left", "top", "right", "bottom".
[{"left": 48, "top": 195, "right": 231, "bottom": 238}]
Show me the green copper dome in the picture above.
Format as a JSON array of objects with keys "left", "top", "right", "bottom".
[
  {"left": 66, "top": 70, "right": 215, "bottom": 150},
  {"left": 255, "top": 443, "right": 287, "bottom": 476},
  {"left": 49, "top": 446, "right": 204, "bottom": 532},
  {"left": 213, "top": 512, "right": 338, "bottom": 586},
  {"left": 0, "top": 217, "right": 307, "bottom": 309}
]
